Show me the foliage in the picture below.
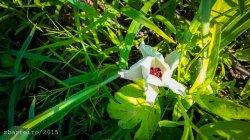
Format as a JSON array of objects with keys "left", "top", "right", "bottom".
[{"left": 0, "top": 0, "right": 250, "bottom": 139}]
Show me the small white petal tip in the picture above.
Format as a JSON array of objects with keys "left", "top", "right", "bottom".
[{"left": 118, "top": 71, "right": 124, "bottom": 78}]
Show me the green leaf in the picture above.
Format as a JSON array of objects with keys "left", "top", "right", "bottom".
[
  {"left": 9, "top": 50, "right": 61, "bottom": 63},
  {"left": 159, "top": 120, "right": 184, "bottom": 127},
  {"left": 81, "top": 13, "right": 117, "bottom": 34},
  {"left": 190, "top": 24, "right": 221, "bottom": 92},
  {"left": 8, "top": 81, "right": 25, "bottom": 128},
  {"left": 210, "top": 0, "right": 250, "bottom": 50},
  {"left": 0, "top": 74, "right": 119, "bottom": 139},
  {"left": 240, "top": 79, "right": 250, "bottom": 99},
  {"left": 238, "top": 0, "right": 245, "bottom": 14},
  {"left": 34, "top": 67, "right": 70, "bottom": 88},
  {"left": 176, "top": 26, "right": 192, "bottom": 44},
  {"left": 28, "top": 39, "right": 77, "bottom": 51},
  {"left": 67, "top": 0, "right": 99, "bottom": 18},
  {"left": 28, "top": 96, "right": 36, "bottom": 119},
  {"left": 121, "top": 6, "right": 175, "bottom": 44},
  {"left": 197, "top": 120, "right": 250, "bottom": 140},
  {"left": 220, "top": 10, "right": 250, "bottom": 50},
  {"left": 119, "top": 0, "right": 157, "bottom": 69},
  {"left": 236, "top": 48, "right": 250, "bottom": 61},
  {"left": 107, "top": 81, "right": 161, "bottom": 140},
  {"left": 0, "top": 126, "right": 29, "bottom": 140},
  {"left": 172, "top": 95, "right": 194, "bottom": 121},
  {"left": 193, "top": 94, "right": 250, "bottom": 120},
  {"left": 14, "top": 25, "right": 36, "bottom": 74},
  {"left": 153, "top": 15, "right": 176, "bottom": 34},
  {"left": 200, "top": 0, "right": 215, "bottom": 37}
]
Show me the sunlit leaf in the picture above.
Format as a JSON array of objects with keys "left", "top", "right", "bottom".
[
  {"left": 240, "top": 79, "right": 250, "bottom": 99},
  {"left": 190, "top": 24, "right": 221, "bottom": 93},
  {"left": 153, "top": 15, "right": 176, "bottom": 34},
  {"left": 107, "top": 81, "right": 161, "bottom": 140},
  {"left": 236, "top": 48, "right": 250, "bottom": 61},
  {"left": 120, "top": 6, "right": 175, "bottom": 44},
  {"left": 193, "top": 94, "right": 250, "bottom": 120},
  {"left": 197, "top": 120, "right": 250, "bottom": 140},
  {"left": 159, "top": 120, "right": 184, "bottom": 127}
]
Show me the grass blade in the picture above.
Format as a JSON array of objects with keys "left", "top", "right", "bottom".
[
  {"left": 8, "top": 81, "right": 25, "bottom": 128},
  {"left": 28, "top": 96, "right": 36, "bottom": 119},
  {"left": 2, "top": 74, "right": 119, "bottom": 140},
  {"left": 34, "top": 67, "right": 70, "bottom": 88},
  {"left": 153, "top": 15, "right": 176, "bottom": 34},
  {"left": 14, "top": 25, "right": 36, "bottom": 74},
  {"left": 220, "top": 10, "right": 250, "bottom": 50},
  {"left": 9, "top": 50, "right": 61, "bottom": 63},
  {"left": 118, "top": 0, "right": 157, "bottom": 69},
  {"left": 121, "top": 6, "right": 176, "bottom": 44},
  {"left": 28, "top": 39, "right": 77, "bottom": 51},
  {"left": 238, "top": 0, "right": 245, "bottom": 14}
]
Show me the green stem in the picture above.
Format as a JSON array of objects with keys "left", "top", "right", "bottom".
[{"left": 177, "top": 97, "right": 206, "bottom": 139}]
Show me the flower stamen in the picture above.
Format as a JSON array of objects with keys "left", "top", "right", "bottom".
[{"left": 150, "top": 67, "right": 162, "bottom": 78}]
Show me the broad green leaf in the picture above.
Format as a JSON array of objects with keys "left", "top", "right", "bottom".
[
  {"left": 121, "top": 6, "right": 175, "bottom": 44},
  {"left": 193, "top": 94, "right": 250, "bottom": 120},
  {"left": 197, "top": 120, "right": 250, "bottom": 140},
  {"left": 107, "top": 81, "right": 161, "bottom": 140},
  {"left": 236, "top": 48, "right": 250, "bottom": 61}
]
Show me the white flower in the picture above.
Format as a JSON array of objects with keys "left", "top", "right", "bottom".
[{"left": 118, "top": 42, "right": 186, "bottom": 105}]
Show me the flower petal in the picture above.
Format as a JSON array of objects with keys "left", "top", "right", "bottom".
[
  {"left": 140, "top": 42, "right": 164, "bottom": 62},
  {"left": 165, "top": 50, "right": 180, "bottom": 75},
  {"left": 140, "top": 57, "right": 153, "bottom": 79},
  {"left": 145, "top": 84, "right": 159, "bottom": 105},
  {"left": 162, "top": 76, "right": 186, "bottom": 96},
  {"left": 119, "top": 57, "right": 153, "bottom": 81},
  {"left": 146, "top": 75, "right": 164, "bottom": 86}
]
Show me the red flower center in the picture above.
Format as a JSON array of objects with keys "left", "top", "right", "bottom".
[{"left": 150, "top": 67, "right": 162, "bottom": 78}]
